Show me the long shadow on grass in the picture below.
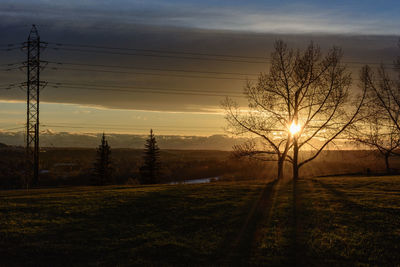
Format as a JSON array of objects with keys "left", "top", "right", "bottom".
[
  {"left": 292, "top": 178, "right": 303, "bottom": 267},
  {"left": 220, "top": 179, "right": 278, "bottom": 266},
  {"left": 309, "top": 179, "right": 400, "bottom": 266},
  {"left": 0, "top": 184, "right": 265, "bottom": 266},
  {"left": 315, "top": 180, "right": 400, "bottom": 216}
]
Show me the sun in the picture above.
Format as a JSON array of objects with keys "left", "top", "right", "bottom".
[{"left": 289, "top": 122, "right": 301, "bottom": 135}]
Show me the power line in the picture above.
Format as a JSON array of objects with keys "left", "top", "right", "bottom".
[
  {"left": 44, "top": 125, "right": 222, "bottom": 131},
  {"left": 47, "top": 42, "right": 269, "bottom": 60},
  {"left": 0, "top": 83, "right": 19, "bottom": 87},
  {"left": 42, "top": 124, "right": 223, "bottom": 132},
  {"left": 0, "top": 67, "right": 20, "bottom": 72},
  {"left": 47, "top": 42, "right": 396, "bottom": 66},
  {"left": 0, "top": 41, "right": 398, "bottom": 67},
  {"left": 0, "top": 83, "right": 20, "bottom": 90},
  {"left": 38, "top": 79, "right": 400, "bottom": 99},
  {"left": 48, "top": 47, "right": 269, "bottom": 64},
  {"left": 0, "top": 83, "right": 18, "bottom": 86},
  {"left": 47, "top": 66, "right": 254, "bottom": 81},
  {"left": 0, "top": 62, "right": 21, "bottom": 66},
  {"left": 47, "top": 84, "right": 245, "bottom": 98},
  {"left": 44, "top": 67, "right": 389, "bottom": 85},
  {"left": 42, "top": 122, "right": 222, "bottom": 129},
  {"left": 46, "top": 61, "right": 259, "bottom": 76},
  {"left": 41, "top": 123, "right": 285, "bottom": 133},
  {"left": 1, "top": 123, "right": 224, "bottom": 132},
  {"left": 47, "top": 81, "right": 243, "bottom": 95}
]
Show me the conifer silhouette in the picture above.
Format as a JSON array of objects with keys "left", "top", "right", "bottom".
[
  {"left": 140, "top": 129, "right": 160, "bottom": 184},
  {"left": 94, "top": 133, "right": 112, "bottom": 185}
]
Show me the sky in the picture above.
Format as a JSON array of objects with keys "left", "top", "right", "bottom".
[{"left": 0, "top": 0, "right": 399, "bottom": 144}]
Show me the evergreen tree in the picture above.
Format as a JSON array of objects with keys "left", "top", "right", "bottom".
[
  {"left": 140, "top": 129, "right": 160, "bottom": 184},
  {"left": 94, "top": 133, "right": 112, "bottom": 185}
]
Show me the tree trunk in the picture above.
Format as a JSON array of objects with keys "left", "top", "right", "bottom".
[
  {"left": 385, "top": 153, "right": 390, "bottom": 174},
  {"left": 277, "top": 158, "right": 284, "bottom": 180},
  {"left": 293, "top": 137, "right": 299, "bottom": 180}
]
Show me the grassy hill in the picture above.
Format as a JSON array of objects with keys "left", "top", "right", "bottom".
[{"left": 1, "top": 176, "right": 399, "bottom": 266}]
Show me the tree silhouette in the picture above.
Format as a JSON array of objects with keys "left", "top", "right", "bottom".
[
  {"left": 94, "top": 133, "right": 112, "bottom": 185},
  {"left": 351, "top": 107, "right": 400, "bottom": 173},
  {"left": 360, "top": 46, "right": 400, "bottom": 132},
  {"left": 140, "top": 129, "right": 161, "bottom": 184},
  {"left": 223, "top": 40, "right": 366, "bottom": 180},
  {"left": 352, "top": 45, "right": 400, "bottom": 173}
]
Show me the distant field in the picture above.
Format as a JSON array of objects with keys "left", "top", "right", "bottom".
[
  {"left": 3, "top": 147, "right": 400, "bottom": 189},
  {"left": 1, "top": 176, "right": 399, "bottom": 266}
]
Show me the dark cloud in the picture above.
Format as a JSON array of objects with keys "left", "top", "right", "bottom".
[
  {"left": 1, "top": 0, "right": 399, "bottom": 35},
  {"left": 0, "top": 5, "right": 398, "bottom": 113}
]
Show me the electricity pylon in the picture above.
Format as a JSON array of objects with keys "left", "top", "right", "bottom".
[{"left": 23, "top": 25, "right": 47, "bottom": 187}]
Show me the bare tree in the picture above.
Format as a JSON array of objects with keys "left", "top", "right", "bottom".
[
  {"left": 223, "top": 40, "right": 366, "bottom": 180},
  {"left": 361, "top": 62, "right": 400, "bottom": 131},
  {"left": 354, "top": 45, "right": 400, "bottom": 173},
  {"left": 351, "top": 111, "right": 400, "bottom": 173}
]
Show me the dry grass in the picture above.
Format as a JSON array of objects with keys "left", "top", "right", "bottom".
[{"left": 1, "top": 176, "right": 399, "bottom": 266}]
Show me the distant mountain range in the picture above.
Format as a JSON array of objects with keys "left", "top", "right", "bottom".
[{"left": 0, "top": 131, "right": 248, "bottom": 150}]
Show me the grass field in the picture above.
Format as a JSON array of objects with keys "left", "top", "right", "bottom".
[
  {"left": 1, "top": 176, "right": 399, "bottom": 266},
  {"left": 296, "top": 176, "right": 400, "bottom": 266}
]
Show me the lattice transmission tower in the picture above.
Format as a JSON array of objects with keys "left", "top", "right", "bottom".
[{"left": 23, "top": 25, "right": 47, "bottom": 187}]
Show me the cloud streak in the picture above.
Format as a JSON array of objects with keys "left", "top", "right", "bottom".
[
  {"left": 0, "top": 0, "right": 399, "bottom": 35},
  {"left": 0, "top": 0, "right": 398, "bottom": 136}
]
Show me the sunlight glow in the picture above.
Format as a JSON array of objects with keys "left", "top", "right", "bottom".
[{"left": 289, "top": 122, "right": 301, "bottom": 135}]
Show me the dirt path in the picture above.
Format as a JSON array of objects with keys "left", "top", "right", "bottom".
[{"left": 221, "top": 179, "right": 279, "bottom": 266}]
